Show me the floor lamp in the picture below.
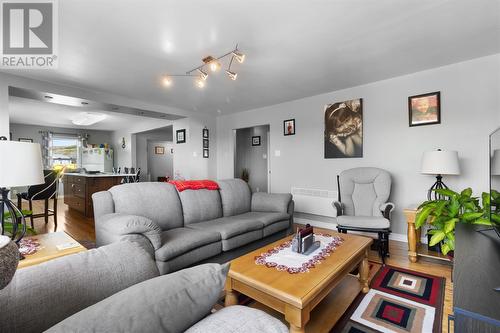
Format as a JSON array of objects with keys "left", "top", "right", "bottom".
[
  {"left": 0, "top": 137, "right": 44, "bottom": 245},
  {"left": 421, "top": 149, "right": 460, "bottom": 200}
]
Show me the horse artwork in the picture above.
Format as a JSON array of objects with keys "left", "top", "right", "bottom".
[{"left": 324, "top": 98, "right": 363, "bottom": 158}]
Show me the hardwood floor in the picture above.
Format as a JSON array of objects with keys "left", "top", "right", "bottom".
[{"left": 22, "top": 200, "right": 453, "bottom": 332}]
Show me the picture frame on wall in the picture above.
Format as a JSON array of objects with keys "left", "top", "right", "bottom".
[
  {"left": 324, "top": 98, "right": 363, "bottom": 158},
  {"left": 203, "top": 139, "right": 209, "bottom": 148},
  {"left": 154, "top": 146, "right": 165, "bottom": 155},
  {"left": 283, "top": 119, "right": 295, "bottom": 136},
  {"left": 408, "top": 91, "right": 441, "bottom": 127},
  {"left": 252, "top": 136, "right": 261, "bottom": 146},
  {"left": 18, "top": 138, "right": 33, "bottom": 143},
  {"left": 203, "top": 128, "right": 209, "bottom": 139},
  {"left": 203, "top": 149, "right": 209, "bottom": 158},
  {"left": 176, "top": 129, "right": 186, "bottom": 143}
]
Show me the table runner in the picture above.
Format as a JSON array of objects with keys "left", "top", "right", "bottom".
[{"left": 255, "top": 233, "right": 343, "bottom": 274}]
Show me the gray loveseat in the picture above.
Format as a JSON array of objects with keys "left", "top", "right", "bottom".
[{"left": 93, "top": 179, "right": 294, "bottom": 274}]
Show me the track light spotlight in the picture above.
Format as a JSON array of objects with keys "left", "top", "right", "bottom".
[
  {"left": 225, "top": 70, "right": 238, "bottom": 81},
  {"left": 231, "top": 50, "right": 245, "bottom": 63},
  {"left": 195, "top": 76, "right": 206, "bottom": 88},
  {"left": 197, "top": 69, "right": 208, "bottom": 80},
  {"left": 162, "top": 76, "right": 173, "bottom": 87},
  {"left": 209, "top": 60, "right": 221, "bottom": 72}
]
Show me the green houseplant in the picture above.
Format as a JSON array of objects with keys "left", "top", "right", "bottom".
[
  {"left": 415, "top": 188, "right": 493, "bottom": 255},
  {"left": 2, "top": 210, "right": 37, "bottom": 238}
]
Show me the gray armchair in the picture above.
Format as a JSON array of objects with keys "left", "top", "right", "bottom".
[{"left": 332, "top": 167, "right": 394, "bottom": 264}]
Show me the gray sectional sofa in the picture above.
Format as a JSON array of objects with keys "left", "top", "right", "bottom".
[
  {"left": 0, "top": 241, "right": 287, "bottom": 333},
  {"left": 92, "top": 179, "right": 294, "bottom": 274}
]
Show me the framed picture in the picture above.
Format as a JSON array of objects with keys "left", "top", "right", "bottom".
[
  {"left": 203, "top": 139, "right": 209, "bottom": 148},
  {"left": 324, "top": 98, "right": 363, "bottom": 158},
  {"left": 252, "top": 136, "right": 261, "bottom": 146},
  {"left": 154, "top": 146, "right": 165, "bottom": 155},
  {"left": 283, "top": 119, "right": 295, "bottom": 136},
  {"left": 408, "top": 91, "right": 441, "bottom": 127},
  {"left": 203, "top": 149, "right": 209, "bottom": 158},
  {"left": 203, "top": 128, "right": 209, "bottom": 139},
  {"left": 18, "top": 138, "right": 33, "bottom": 143},
  {"left": 176, "top": 129, "right": 186, "bottom": 143}
]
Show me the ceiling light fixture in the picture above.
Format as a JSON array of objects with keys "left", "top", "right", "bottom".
[
  {"left": 71, "top": 112, "right": 107, "bottom": 126},
  {"left": 231, "top": 50, "right": 245, "bottom": 63},
  {"left": 161, "top": 44, "right": 245, "bottom": 89},
  {"left": 197, "top": 69, "right": 208, "bottom": 80}
]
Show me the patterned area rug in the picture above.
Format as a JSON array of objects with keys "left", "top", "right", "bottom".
[{"left": 332, "top": 266, "right": 445, "bottom": 333}]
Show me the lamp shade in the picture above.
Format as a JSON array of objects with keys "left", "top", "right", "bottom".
[
  {"left": 492, "top": 149, "right": 500, "bottom": 176},
  {"left": 421, "top": 150, "right": 460, "bottom": 175},
  {"left": 0, "top": 141, "right": 44, "bottom": 188}
]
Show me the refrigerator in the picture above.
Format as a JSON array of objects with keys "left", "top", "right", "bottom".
[{"left": 82, "top": 148, "right": 113, "bottom": 172}]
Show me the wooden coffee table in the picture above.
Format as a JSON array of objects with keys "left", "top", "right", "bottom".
[
  {"left": 18, "top": 232, "right": 87, "bottom": 269},
  {"left": 225, "top": 231, "right": 372, "bottom": 333}
]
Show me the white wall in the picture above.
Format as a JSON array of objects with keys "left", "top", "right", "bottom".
[
  {"left": 172, "top": 116, "right": 217, "bottom": 180},
  {"left": 217, "top": 54, "right": 500, "bottom": 235}
]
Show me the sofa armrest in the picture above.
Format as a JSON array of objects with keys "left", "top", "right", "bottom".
[
  {"left": 251, "top": 192, "right": 292, "bottom": 213},
  {"left": 380, "top": 202, "right": 395, "bottom": 219},
  {"left": 92, "top": 191, "right": 115, "bottom": 220},
  {"left": 332, "top": 201, "right": 343, "bottom": 216},
  {"left": 96, "top": 213, "right": 162, "bottom": 250}
]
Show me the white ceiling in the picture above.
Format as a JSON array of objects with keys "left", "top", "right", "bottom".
[
  {"left": 2, "top": 0, "right": 499, "bottom": 115},
  {"left": 8, "top": 96, "right": 169, "bottom": 131}
]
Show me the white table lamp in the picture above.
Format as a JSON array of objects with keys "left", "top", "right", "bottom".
[
  {"left": 0, "top": 138, "right": 44, "bottom": 243},
  {"left": 421, "top": 149, "right": 460, "bottom": 200}
]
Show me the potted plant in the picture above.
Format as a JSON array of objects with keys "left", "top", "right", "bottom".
[
  {"left": 241, "top": 169, "right": 249, "bottom": 183},
  {"left": 415, "top": 188, "right": 492, "bottom": 256}
]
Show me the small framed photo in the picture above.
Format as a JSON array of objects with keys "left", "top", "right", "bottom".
[
  {"left": 154, "top": 146, "right": 164, "bottom": 155},
  {"left": 203, "top": 139, "right": 209, "bottom": 148},
  {"left": 252, "top": 136, "right": 261, "bottom": 146},
  {"left": 176, "top": 129, "right": 186, "bottom": 143},
  {"left": 203, "top": 149, "right": 209, "bottom": 158},
  {"left": 18, "top": 138, "right": 33, "bottom": 143},
  {"left": 202, "top": 128, "right": 209, "bottom": 139},
  {"left": 408, "top": 91, "right": 440, "bottom": 127},
  {"left": 284, "top": 119, "right": 295, "bottom": 136}
]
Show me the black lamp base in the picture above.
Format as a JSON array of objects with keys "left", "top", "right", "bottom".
[
  {"left": 1, "top": 188, "right": 28, "bottom": 250},
  {"left": 428, "top": 174, "right": 448, "bottom": 201}
]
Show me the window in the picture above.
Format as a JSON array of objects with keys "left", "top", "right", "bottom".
[{"left": 50, "top": 135, "right": 81, "bottom": 167}]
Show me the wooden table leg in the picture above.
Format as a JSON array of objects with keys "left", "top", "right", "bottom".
[
  {"left": 224, "top": 277, "right": 239, "bottom": 307},
  {"left": 285, "top": 304, "right": 309, "bottom": 333},
  {"left": 359, "top": 250, "right": 370, "bottom": 293},
  {"left": 404, "top": 209, "right": 418, "bottom": 263}
]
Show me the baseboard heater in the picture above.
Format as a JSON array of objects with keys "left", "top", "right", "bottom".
[{"left": 291, "top": 187, "right": 337, "bottom": 217}]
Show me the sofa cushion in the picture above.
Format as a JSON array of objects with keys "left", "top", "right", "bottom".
[
  {"left": 251, "top": 192, "right": 293, "bottom": 213},
  {"left": 222, "top": 230, "right": 263, "bottom": 251},
  {"left": 157, "top": 242, "right": 223, "bottom": 275},
  {"left": 337, "top": 215, "right": 390, "bottom": 229},
  {"left": 0, "top": 241, "right": 159, "bottom": 333},
  {"left": 185, "top": 305, "right": 288, "bottom": 333},
  {"left": 109, "top": 182, "right": 184, "bottom": 230},
  {"left": 236, "top": 211, "right": 290, "bottom": 227},
  {"left": 263, "top": 220, "right": 290, "bottom": 237},
  {"left": 217, "top": 179, "right": 251, "bottom": 216},
  {"left": 46, "top": 263, "right": 230, "bottom": 333},
  {"left": 186, "top": 217, "right": 263, "bottom": 239},
  {"left": 178, "top": 189, "right": 223, "bottom": 224},
  {"left": 155, "top": 227, "right": 221, "bottom": 261}
]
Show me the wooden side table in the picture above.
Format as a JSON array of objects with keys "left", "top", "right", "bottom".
[
  {"left": 404, "top": 208, "right": 451, "bottom": 263},
  {"left": 18, "top": 232, "right": 87, "bottom": 269}
]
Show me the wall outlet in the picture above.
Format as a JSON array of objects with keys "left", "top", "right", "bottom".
[
  {"left": 263, "top": 154, "right": 267, "bottom": 159},
  {"left": 274, "top": 150, "right": 281, "bottom": 157},
  {"left": 193, "top": 152, "right": 197, "bottom": 157}
]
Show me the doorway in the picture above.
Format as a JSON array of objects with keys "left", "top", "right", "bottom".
[
  {"left": 234, "top": 125, "right": 270, "bottom": 193},
  {"left": 135, "top": 125, "right": 173, "bottom": 181}
]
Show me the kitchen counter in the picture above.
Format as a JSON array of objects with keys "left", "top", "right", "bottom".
[
  {"left": 63, "top": 173, "right": 135, "bottom": 217},
  {"left": 64, "top": 172, "right": 136, "bottom": 178}
]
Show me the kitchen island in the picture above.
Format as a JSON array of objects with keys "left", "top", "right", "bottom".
[{"left": 63, "top": 173, "right": 135, "bottom": 218}]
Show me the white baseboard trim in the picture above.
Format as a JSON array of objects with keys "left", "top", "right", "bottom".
[{"left": 295, "top": 217, "right": 428, "bottom": 244}]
